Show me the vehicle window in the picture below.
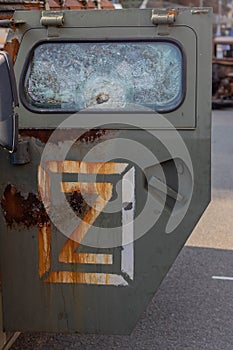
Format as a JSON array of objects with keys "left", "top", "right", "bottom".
[
  {"left": 215, "top": 44, "right": 233, "bottom": 58},
  {"left": 22, "top": 41, "right": 184, "bottom": 113}
]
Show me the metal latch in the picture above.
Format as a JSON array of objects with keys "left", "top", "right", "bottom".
[
  {"left": 151, "top": 9, "right": 176, "bottom": 36},
  {"left": 40, "top": 11, "right": 64, "bottom": 37},
  {"left": 0, "top": 19, "right": 25, "bottom": 28}
]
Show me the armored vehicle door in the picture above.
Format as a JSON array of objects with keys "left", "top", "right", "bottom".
[{"left": 0, "top": 8, "right": 212, "bottom": 334}]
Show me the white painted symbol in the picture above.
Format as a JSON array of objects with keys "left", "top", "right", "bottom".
[{"left": 38, "top": 161, "right": 135, "bottom": 286}]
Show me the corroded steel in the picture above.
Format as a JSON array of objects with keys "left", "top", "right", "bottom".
[
  {"left": 0, "top": 183, "right": 93, "bottom": 228},
  {"left": 1, "top": 184, "right": 48, "bottom": 227},
  {"left": 19, "top": 129, "right": 108, "bottom": 143}
]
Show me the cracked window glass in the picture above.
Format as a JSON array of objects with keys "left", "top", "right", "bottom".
[{"left": 23, "top": 41, "right": 183, "bottom": 112}]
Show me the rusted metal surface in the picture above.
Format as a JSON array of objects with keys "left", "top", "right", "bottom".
[
  {"left": 38, "top": 223, "right": 51, "bottom": 278},
  {"left": 58, "top": 182, "right": 113, "bottom": 263},
  {"left": 37, "top": 160, "right": 130, "bottom": 285},
  {"left": 151, "top": 8, "right": 177, "bottom": 25},
  {"left": 1, "top": 184, "right": 48, "bottom": 227},
  {"left": 1, "top": 159, "right": 124, "bottom": 286},
  {"left": 38, "top": 160, "right": 127, "bottom": 265},
  {"left": 1, "top": 183, "right": 92, "bottom": 228},
  {"left": 44, "top": 160, "right": 127, "bottom": 174},
  {"left": 3, "top": 37, "right": 19, "bottom": 62},
  {"left": 19, "top": 129, "right": 108, "bottom": 144},
  {"left": 45, "top": 271, "right": 115, "bottom": 284},
  {"left": 0, "top": 24, "right": 20, "bottom": 63},
  {"left": 1, "top": 181, "right": 116, "bottom": 284},
  {"left": 0, "top": 28, "right": 20, "bottom": 63}
]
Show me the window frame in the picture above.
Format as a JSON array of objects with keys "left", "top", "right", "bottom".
[{"left": 20, "top": 38, "right": 186, "bottom": 114}]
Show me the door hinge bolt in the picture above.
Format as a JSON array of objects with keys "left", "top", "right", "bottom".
[{"left": 151, "top": 9, "right": 176, "bottom": 25}]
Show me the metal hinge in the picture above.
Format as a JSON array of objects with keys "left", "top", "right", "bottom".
[
  {"left": 151, "top": 9, "right": 176, "bottom": 36},
  {"left": 40, "top": 11, "right": 64, "bottom": 37}
]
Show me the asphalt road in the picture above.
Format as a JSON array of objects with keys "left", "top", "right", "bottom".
[{"left": 11, "top": 109, "right": 233, "bottom": 350}]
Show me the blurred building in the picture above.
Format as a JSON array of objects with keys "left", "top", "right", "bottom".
[
  {"left": 168, "top": 0, "right": 228, "bottom": 14},
  {"left": 139, "top": 0, "right": 233, "bottom": 35}
]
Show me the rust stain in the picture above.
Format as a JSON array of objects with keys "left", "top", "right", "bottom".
[
  {"left": 59, "top": 182, "right": 113, "bottom": 263},
  {"left": 19, "top": 129, "right": 108, "bottom": 144},
  {"left": 38, "top": 164, "right": 51, "bottom": 212},
  {"left": 68, "top": 253, "right": 112, "bottom": 265},
  {"left": 38, "top": 224, "right": 114, "bottom": 284},
  {"left": 1, "top": 183, "right": 90, "bottom": 228},
  {"left": 37, "top": 160, "right": 125, "bottom": 266},
  {"left": 2, "top": 160, "right": 123, "bottom": 283},
  {"left": 66, "top": 191, "right": 90, "bottom": 218},
  {"left": 4, "top": 38, "right": 20, "bottom": 63},
  {"left": 38, "top": 223, "right": 51, "bottom": 278},
  {"left": 1, "top": 184, "right": 49, "bottom": 228},
  {"left": 45, "top": 271, "right": 113, "bottom": 284},
  {"left": 0, "top": 14, "right": 13, "bottom": 20},
  {"left": 46, "top": 160, "right": 128, "bottom": 175},
  {"left": 61, "top": 181, "right": 117, "bottom": 197}
]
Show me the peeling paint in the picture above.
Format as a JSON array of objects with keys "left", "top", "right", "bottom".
[
  {"left": 19, "top": 129, "right": 109, "bottom": 144},
  {"left": 0, "top": 184, "right": 91, "bottom": 228},
  {"left": 1, "top": 184, "right": 48, "bottom": 228}
]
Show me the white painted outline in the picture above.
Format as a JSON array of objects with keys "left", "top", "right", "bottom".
[{"left": 38, "top": 161, "right": 135, "bottom": 286}]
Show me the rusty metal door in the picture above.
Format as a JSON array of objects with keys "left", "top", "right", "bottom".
[{"left": 0, "top": 8, "right": 212, "bottom": 333}]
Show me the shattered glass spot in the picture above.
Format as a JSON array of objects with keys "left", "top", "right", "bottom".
[{"left": 24, "top": 41, "right": 183, "bottom": 112}]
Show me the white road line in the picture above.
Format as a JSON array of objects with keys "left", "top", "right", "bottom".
[
  {"left": 212, "top": 276, "right": 233, "bottom": 281},
  {"left": 140, "top": 0, "right": 148, "bottom": 9}
]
